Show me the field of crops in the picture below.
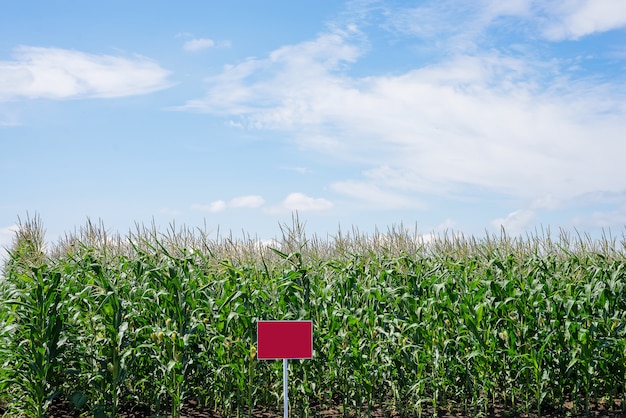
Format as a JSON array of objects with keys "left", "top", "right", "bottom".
[{"left": 1, "top": 216, "right": 625, "bottom": 418}]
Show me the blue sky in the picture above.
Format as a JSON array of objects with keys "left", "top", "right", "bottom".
[{"left": 2, "top": 0, "right": 626, "bottom": 250}]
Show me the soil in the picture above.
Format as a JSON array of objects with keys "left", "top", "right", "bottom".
[{"left": 22, "top": 397, "right": 623, "bottom": 418}]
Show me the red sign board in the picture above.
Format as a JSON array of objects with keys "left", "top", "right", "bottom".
[{"left": 257, "top": 320, "right": 313, "bottom": 359}]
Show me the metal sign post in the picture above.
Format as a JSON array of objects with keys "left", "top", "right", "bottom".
[
  {"left": 283, "top": 358, "right": 288, "bottom": 418},
  {"left": 257, "top": 320, "right": 313, "bottom": 418}
]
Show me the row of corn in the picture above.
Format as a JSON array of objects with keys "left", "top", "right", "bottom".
[{"left": 0, "top": 218, "right": 624, "bottom": 417}]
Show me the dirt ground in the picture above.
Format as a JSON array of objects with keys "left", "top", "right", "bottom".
[{"left": 29, "top": 397, "right": 624, "bottom": 418}]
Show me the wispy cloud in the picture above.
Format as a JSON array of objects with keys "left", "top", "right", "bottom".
[
  {"left": 178, "top": 32, "right": 231, "bottom": 52},
  {"left": 192, "top": 195, "right": 265, "bottom": 213},
  {"left": 193, "top": 193, "right": 331, "bottom": 214},
  {"left": 178, "top": 4, "right": 626, "bottom": 210},
  {"left": 280, "top": 166, "right": 311, "bottom": 175},
  {"left": 268, "top": 193, "right": 333, "bottom": 213},
  {"left": 381, "top": 0, "right": 531, "bottom": 53},
  {"left": 183, "top": 38, "right": 215, "bottom": 52},
  {"left": 331, "top": 180, "right": 421, "bottom": 209},
  {"left": 192, "top": 201, "right": 227, "bottom": 213},
  {"left": 384, "top": 0, "right": 626, "bottom": 44},
  {"left": 230, "top": 195, "right": 265, "bottom": 208},
  {"left": 175, "top": 27, "right": 363, "bottom": 115},
  {"left": 586, "top": 204, "right": 626, "bottom": 228},
  {"left": 530, "top": 195, "right": 561, "bottom": 211},
  {"left": 491, "top": 209, "right": 537, "bottom": 235},
  {"left": 538, "top": 0, "right": 626, "bottom": 40},
  {"left": 0, "top": 46, "right": 171, "bottom": 100}
]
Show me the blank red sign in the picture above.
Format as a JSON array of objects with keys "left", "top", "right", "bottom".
[{"left": 257, "top": 320, "right": 313, "bottom": 359}]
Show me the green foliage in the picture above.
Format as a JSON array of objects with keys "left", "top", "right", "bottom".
[
  {"left": 1, "top": 218, "right": 625, "bottom": 417},
  {"left": 1, "top": 264, "right": 66, "bottom": 418}
]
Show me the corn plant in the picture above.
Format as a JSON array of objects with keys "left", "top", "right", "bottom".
[
  {"left": 84, "top": 255, "right": 134, "bottom": 417},
  {"left": 1, "top": 263, "right": 66, "bottom": 418},
  {"left": 135, "top": 240, "right": 213, "bottom": 418},
  {"left": 1, "top": 217, "right": 625, "bottom": 417}
]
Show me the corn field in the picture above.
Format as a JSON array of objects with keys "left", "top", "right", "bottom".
[{"left": 1, "top": 215, "right": 625, "bottom": 417}]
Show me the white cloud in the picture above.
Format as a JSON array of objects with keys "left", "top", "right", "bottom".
[
  {"left": 387, "top": 1, "right": 626, "bottom": 43},
  {"left": 539, "top": 0, "right": 626, "bottom": 40},
  {"left": 280, "top": 166, "right": 311, "bottom": 175},
  {"left": 0, "top": 46, "right": 171, "bottom": 100},
  {"left": 331, "top": 180, "right": 421, "bottom": 209},
  {"left": 183, "top": 38, "right": 215, "bottom": 52},
  {"left": 192, "top": 200, "right": 227, "bottom": 213},
  {"left": 491, "top": 209, "right": 537, "bottom": 235},
  {"left": 531, "top": 195, "right": 561, "bottom": 210},
  {"left": 587, "top": 204, "right": 626, "bottom": 228},
  {"left": 572, "top": 190, "right": 626, "bottom": 206},
  {"left": 192, "top": 195, "right": 265, "bottom": 213},
  {"left": 183, "top": 32, "right": 626, "bottom": 199},
  {"left": 268, "top": 193, "right": 333, "bottom": 213},
  {"left": 178, "top": 5, "right": 626, "bottom": 216},
  {"left": 230, "top": 195, "right": 265, "bottom": 208},
  {"left": 436, "top": 218, "right": 457, "bottom": 231},
  {"left": 383, "top": 0, "right": 531, "bottom": 53},
  {"left": 175, "top": 29, "right": 363, "bottom": 116},
  {"left": 484, "top": 0, "right": 531, "bottom": 17}
]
